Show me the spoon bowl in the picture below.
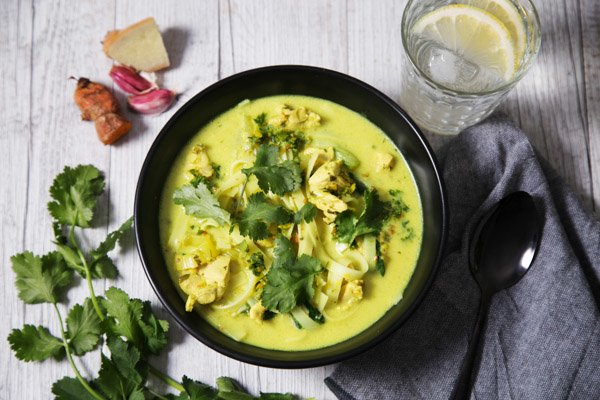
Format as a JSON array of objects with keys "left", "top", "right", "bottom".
[{"left": 470, "top": 191, "right": 542, "bottom": 294}]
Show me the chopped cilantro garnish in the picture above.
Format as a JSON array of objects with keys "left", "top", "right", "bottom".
[
  {"left": 334, "top": 188, "right": 389, "bottom": 245},
  {"left": 261, "top": 235, "right": 322, "bottom": 314},
  {"left": 375, "top": 240, "right": 385, "bottom": 276},
  {"left": 237, "top": 193, "right": 293, "bottom": 240},
  {"left": 304, "top": 301, "right": 325, "bottom": 324},
  {"left": 251, "top": 113, "right": 306, "bottom": 153},
  {"left": 242, "top": 144, "right": 302, "bottom": 196},
  {"left": 294, "top": 203, "right": 317, "bottom": 224},
  {"left": 173, "top": 183, "right": 231, "bottom": 226},
  {"left": 389, "top": 189, "right": 410, "bottom": 218},
  {"left": 248, "top": 252, "right": 266, "bottom": 276}
]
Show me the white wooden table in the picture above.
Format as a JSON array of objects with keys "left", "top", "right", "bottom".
[{"left": 1, "top": 1, "right": 598, "bottom": 398}]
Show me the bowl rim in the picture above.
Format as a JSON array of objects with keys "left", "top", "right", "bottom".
[{"left": 134, "top": 65, "right": 448, "bottom": 368}]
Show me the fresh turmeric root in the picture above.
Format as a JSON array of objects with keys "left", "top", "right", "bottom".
[{"left": 74, "top": 77, "right": 131, "bottom": 145}]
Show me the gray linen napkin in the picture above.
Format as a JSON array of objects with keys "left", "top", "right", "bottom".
[{"left": 325, "top": 115, "right": 600, "bottom": 400}]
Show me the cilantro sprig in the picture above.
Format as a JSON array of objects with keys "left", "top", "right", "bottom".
[
  {"left": 334, "top": 188, "right": 390, "bottom": 245},
  {"left": 8, "top": 165, "right": 300, "bottom": 400},
  {"left": 261, "top": 235, "right": 322, "bottom": 314},
  {"left": 242, "top": 144, "right": 302, "bottom": 196},
  {"left": 173, "top": 183, "right": 231, "bottom": 226},
  {"left": 237, "top": 193, "right": 293, "bottom": 240}
]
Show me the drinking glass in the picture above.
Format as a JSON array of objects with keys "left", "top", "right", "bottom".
[{"left": 400, "top": 0, "right": 541, "bottom": 135}]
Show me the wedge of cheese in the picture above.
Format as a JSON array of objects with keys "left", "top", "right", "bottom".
[{"left": 103, "top": 17, "right": 170, "bottom": 72}]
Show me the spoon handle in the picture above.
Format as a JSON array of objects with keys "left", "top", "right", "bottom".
[{"left": 450, "top": 292, "right": 492, "bottom": 400}]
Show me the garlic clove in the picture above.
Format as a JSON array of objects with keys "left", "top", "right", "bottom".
[
  {"left": 109, "top": 65, "right": 155, "bottom": 95},
  {"left": 127, "top": 89, "right": 176, "bottom": 115}
]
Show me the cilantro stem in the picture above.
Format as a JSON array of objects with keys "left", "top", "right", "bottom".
[
  {"left": 148, "top": 364, "right": 184, "bottom": 392},
  {"left": 69, "top": 226, "right": 105, "bottom": 321},
  {"left": 53, "top": 303, "right": 106, "bottom": 400}
]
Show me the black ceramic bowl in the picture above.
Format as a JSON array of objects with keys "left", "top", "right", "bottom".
[{"left": 135, "top": 65, "right": 447, "bottom": 368}]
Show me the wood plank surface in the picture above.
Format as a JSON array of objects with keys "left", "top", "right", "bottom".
[{"left": 1, "top": 0, "right": 598, "bottom": 398}]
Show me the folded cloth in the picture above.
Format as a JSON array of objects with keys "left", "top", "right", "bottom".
[{"left": 325, "top": 115, "right": 600, "bottom": 400}]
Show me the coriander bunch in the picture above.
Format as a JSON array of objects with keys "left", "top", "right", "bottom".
[{"left": 8, "top": 165, "right": 297, "bottom": 400}]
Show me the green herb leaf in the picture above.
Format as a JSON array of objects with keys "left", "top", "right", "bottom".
[
  {"left": 88, "top": 216, "right": 133, "bottom": 279},
  {"left": 66, "top": 298, "right": 102, "bottom": 356},
  {"left": 242, "top": 145, "right": 302, "bottom": 195},
  {"left": 375, "top": 240, "right": 385, "bottom": 276},
  {"left": 11, "top": 251, "right": 72, "bottom": 304},
  {"left": 89, "top": 256, "right": 119, "bottom": 279},
  {"left": 258, "top": 393, "right": 296, "bottom": 400},
  {"left": 52, "top": 377, "right": 98, "bottom": 400},
  {"left": 138, "top": 301, "right": 170, "bottom": 355},
  {"left": 294, "top": 203, "right": 317, "bottom": 224},
  {"left": 103, "top": 287, "right": 143, "bottom": 345},
  {"left": 248, "top": 252, "right": 266, "bottom": 276},
  {"left": 47, "top": 165, "right": 105, "bottom": 228},
  {"left": 8, "top": 325, "right": 65, "bottom": 362},
  {"left": 180, "top": 376, "right": 218, "bottom": 400},
  {"left": 54, "top": 243, "right": 85, "bottom": 275},
  {"left": 96, "top": 337, "right": 145, "bottom": 400},
  {"left": 102, "top": 287, "right": 169, "bottom": 356},
  {"left": 262, "top": 235, "right": 321, "bottom": 313},
  {"left": 303, "top": 301, "right": 325, "bottom": 324},
  {"left": 215, "top": 377, "right": 254, "bottom": 400},
  {"left": 334, "top": 189, "right": 389, "bottom": 245},
  {"left": 173, "top": 183, "right": 230, "bottom": 226},
  {"left": 237, "top": 193, "right": 293, "bottom": 240},
  {"left": 91, "top": 216, "right": 133, "bottom": 259},
  {"left": 388, "top": 189, "right": 410, "bottom": 218}
]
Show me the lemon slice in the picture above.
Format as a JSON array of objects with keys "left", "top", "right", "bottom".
[
  {"left": 463, "top": 0, "right": 526, "bottom": 63},
  {"left": 412, "top": 4, "right": 517, "bottom": 81}
]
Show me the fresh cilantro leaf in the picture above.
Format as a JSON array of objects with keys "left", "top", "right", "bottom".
[
  {"left": 254, "top": 113, "right": 267, "bottom": 126},
  {"left": 96, "top": 337, "right": 145, "bottom": 400},
  {"left": 262, "top": 235, "right": 322, "bottom": 313},
  {"left": 91, "top": 216, "right": 133, "bottom": 258},
  {"left": 52, "top": 377, "right": 98, "bottom": 400},
  {"left": 88, "top": 216, "right": 133, "bottom": 279},
  {"left": 259, "top": 394, "right": 296, "bottom": 400},
  {"left": 8, "top": 325, "right": 65, "bottom": 362},
  {"left": 11, "top": 251, "right": 72, "bottom": 304},
  {"left": 66, "top": 298, "right": 102, "bottom": 356},
  {"left": 248, "top": 252, "right": 265, "bottom": 276},
  {"left": 303, "top": 301, "right": 325, "bottom": 324},
  {"left": 215, "top": 377, "right": 254, "bottom": 400},
  {"left": 180, "top": 376, "right": 218, "bottom": 400},
  {"left": 173, "top": 183, "right": 230, "bottom": 226},
  {"left": 138, "top": 301, "right": 169, "bottom": 355},
  {"left": 47, "top": 165, "right": 105, "bottom": 228},
  {"left": 388, "top": 189, "right": 410, "bottom": 218},
  {"left": 294, "top": 203, "right": 317, "bottom": 224},
  {"left": 251, "top": 114, "right": 306, "bottom": 153},
  {"left": 375, "top": 240, "right": 385, "bottom": 276},
  {"left": 102, "top": 287, "right": 169, "bottom": 356},
  {"left": 242, "top": 145, "right": 302, "bottom": 195},
  {"left": 334, "top": 210, "right": 356, "bottom": 244},
  {"left": 237, "top": 193, "right": 293, "bottom": 240},
  {"left": 334, "top": 189, "right": 389, "bottom": 245},
  {"left": 53, "top": 222, "right": 67, "bottom": 244},
  {"left": 55, "top": 243, "right": 85, "bottom": 275},
  {"left": 89, "top": 256, "right": 119, "bottom": 279},
  {"left": 102, "top": 287, "right": 144, "bottom": 347},
  {"left": 399, "top": 220, "right": 415, "bottom": 241}
]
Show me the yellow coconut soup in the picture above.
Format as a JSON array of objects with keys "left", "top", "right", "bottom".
[{"left": 159, "top": 95, "right": 422, "bottom": 351}]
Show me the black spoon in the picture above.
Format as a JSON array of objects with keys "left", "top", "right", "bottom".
[{"left": 450, "top": 191, "right": 542, "bottom": 400}]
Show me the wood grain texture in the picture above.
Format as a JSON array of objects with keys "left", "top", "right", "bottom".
[
  {"left": 1, "top": 0, "right": 598, "bottom": 398},
  {"left": 581, "top": 0, "right": 600, "bottom": 211}
]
